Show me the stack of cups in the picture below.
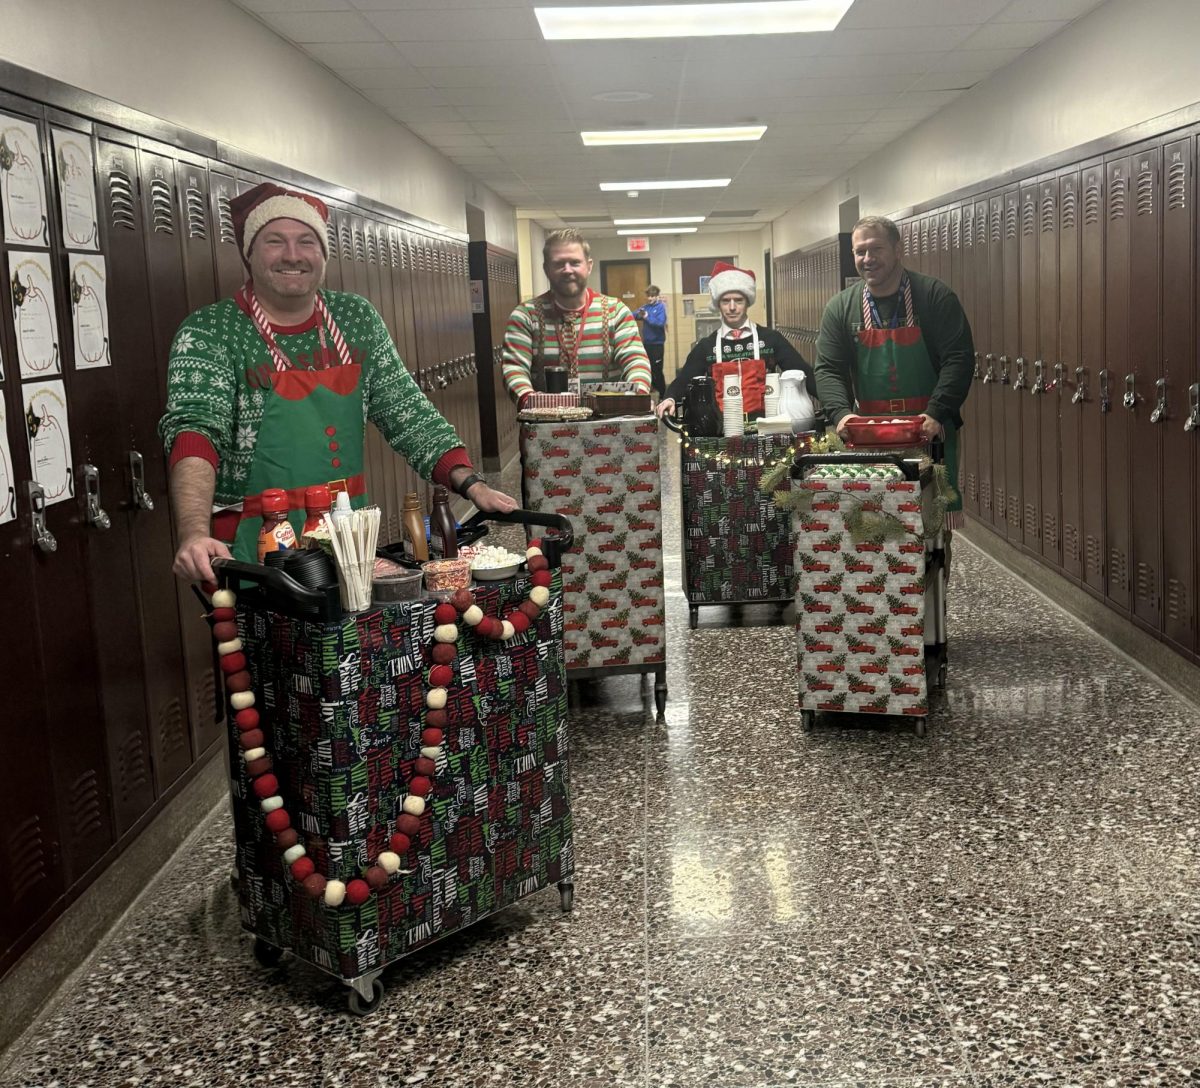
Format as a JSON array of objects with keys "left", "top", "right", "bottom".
[
  {"left": 762, "top": 372, "right": 781, "bottom": 418},
  {"left": 722, "top": 371, "right": 744, "bottom": 437}
]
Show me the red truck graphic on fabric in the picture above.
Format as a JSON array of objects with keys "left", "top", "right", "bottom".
[
  {"left": 889, "top": 594, "right": 920, "bottom": 617},
  {"left": 803, "top": 636, "right": 834, "bottom": 653},
  {"left": 553, "top": 458, "right": 583, "bottom": 478},
  {"left": 859, "top": 695, "right": 890, "bottom": 714},
  {"left": 898, "top": 501, "right": 921, "bottom": 513},
  {"left": 564, "top": 620, "right": 588, "bottom": 633},
  {"left": 525, "top": 467, "right": 540, "bottom": 479},
  {"left": 890, "top": 677, "right": 922, "bottom": 696},
  {"left": 592, "top": 560, "right": 617, "bottom": 572},
  {"left": 634, "top": 421, "right": 657, "bottom": 435},
  {"left": 583, "top": 444, "right": 612, "bottom": 457},
  {"left": 887, "top": 636, "right": 920, "bottom": 657},
  {"left": 850, "top": 680, "right": 877, "bottom": 694},
  {"left": 600, "top": 609, "right": 630, "bottom": 630},
  {"left": 803, "top": 673, "right": 835, "bottom": 693},
  {"left": 800, "top": 592, "right": 832, "bottom": 614},
  {"left": 630, "top": 557, "right": 656, "bottom": 570},
  {"left": 593, "top": 636, "right": 620, "bottom": 649},
  {"left": 816, "top": 693, "right": 847, "bottom": 711},
  {"left": 600, "top": 578, "right": 624, "bottom": 592},
  {"left": 816, "top": 655, "right": 846, "bottom": 673},
  {"left": 627, "top": 517, "right": 656, "bottom": 533},
  {"left": 846, "top": 595, "right": 875, "bottom": 615},
  {"left": 860, "top": 499, "right": 882, "bottom": 512},
  {"left": 640, "top": 576, "right": 664, "bottom": 589},
  {"left": 585, "top": 483, "right": 614, "bottom": 495},
  {"left": 812, "top": 498, "right": 841, "bottom": 511},
  {"left": 638, "top": 539, "right": 662, "bottom": 552},
  {"left": 856, "top": 575, "right": 887, "bottom": 595},
  {"left": 814, "top": 615, "right": 844, "bottom": 634},
  {"left": 631, "top": 628, "right": 659, "bottom": 647},
  {"left": 886, "top": 480, "right": 916, "bottom": 492},
  {"left": 847, "top": 641, "right": 877, "bottom": 655},
  {"left": 813, "top": 574, "right": 844, "bottom": 594},
  {"left": 625, "top": 441, "right": 654, "bottom": 454},
  {"left": 637, "top": 500, "right": 658, "bottom": 513},
  {"left": 901, "top": 704, "right": 929, "bottom": 716},
  {"left": 858, "top": 656, "right": 889, "bottom": 675},
  {"left": 625, "top": 475, "right": 654, "bottom": 493},
  {"left": 587, "top": 593, "right": 619, "bottom": 611},
  {"left": 855, "top": 540, "right": 884, "bottom": 554},
  {"left": 857, "top": 621, "right": 886, "bottom": 636},
  {"left": 597, "top": 501, "right": 623, "bottom": 515},
  {"left": 902, "top": 664, "right": 924, "bottom": 676},
  {"left": 800, "top": 519, "right": 830, "bottom": 532},
  {"left": 798, "top": 551, "right": 830, "bottom": 572},
  {"left": 594, "top": 463, "right": 621, "bottom": 476},
  {"left": 584, "top": 515, "right": 616, "bottom": 535},
  {"left": 559, "top": 503, "right": 583, "bottom": 516},
  {"left": 901, "top": 622, "right": 923, "bottom": 637},
  {"left": 899, "top": 541, "right": 924, "bottom": 554},
  {"left": 887, "top": 560, "right": 919, "bottom": 575},
  {"left": 844, "top": 558, "right": 875, "bottom": 573},
  {"left": 642, "top": 614, "right": 665, "bottom": 626},
  {"left": 543, "top": 445, "right": 572, "bottom": 459},
  {"left": 635, "top": 461, "right": 658, "bottom": 474},
  {"left": 631, "top": 595, "right": 658, "bottom": 609},
  {"left": 842, "top": 481, "right": 872, "bottom": 492},
  {"left": 813, "top": 536, "right": 843, "bottom": 554},
  {"left": 544, "top": 484, "right": 572, "bottom": 498},
  {"left": 597, "top": 533, "right": 629, "bottom": 554},
  {"left": 595, "top": 424, "right": 620, "bottom": 437},
  {"left": 899, "top": 579, "right": 926, "bottom": 596},
  {"left": 551, "top": 427, "right": 578, "bottom": 439}
]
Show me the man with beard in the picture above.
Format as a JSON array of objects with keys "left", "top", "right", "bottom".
[
  {"left": 814, "top": 215, "right": 973, "bottom": 529},
  {"left": 501, "top": 228, "right": 651, "bottom": 402},
  {"left": 159, "top": 182, "right": 516, "bottom": 579}
]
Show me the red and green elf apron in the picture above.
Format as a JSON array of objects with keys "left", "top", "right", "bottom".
[
  {"left": 221, "top": 286, "right": 369, "bottom": 563},
  {"left": 854, "top": 275, "right": 961, "bottom": 524}
]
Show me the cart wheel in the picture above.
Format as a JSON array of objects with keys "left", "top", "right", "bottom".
[
  {"left": 252, "top": 938, "right": 283, "bottom": 968},
  {"left": 347, "top": 978, "right": 385, "bottom": 1017},
  {"left": 688, "top": 607, "right": 698, "bottom": 630},
  {"left": 801, "top": 709, "right": 816, "bottom": 732},
  {"left": 914, "top": 718, "right": 927, "bottom": 739},
  {"left": 937, "top": 655, "right": 948, "bottom": 690},
  {"left": 558, "top": 881, "right": 574, "bottom": 913}
]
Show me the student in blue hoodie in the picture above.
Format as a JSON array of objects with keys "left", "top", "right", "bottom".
[{"left": 633, "top": 285, "right": 668, "bottom": 396}]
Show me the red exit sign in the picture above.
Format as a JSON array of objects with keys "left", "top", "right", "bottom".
[{"left": 626, "top": 236, "right": 650, "bottom": 252}]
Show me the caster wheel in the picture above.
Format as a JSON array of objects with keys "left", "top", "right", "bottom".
[
  {"left": 348, "top": 978, "right": 385, "bottom": 1016},
  {"left": 937, "top": 657, "right": 948, "bottom": 690},
  {"left": 914, "top": 719, "right": 927, "bottom": 738},
  {"left": 253, "top": 938, "right": 283, "bottom": 968},
  {"left": 801, "top": 709, "right": 816, "bottom": 732},
  {"left": 559, "top": 882, "right": 574, "bottom": 912},
  {"left": 688, "top": 607, "right": 698, "bottom": 630}
]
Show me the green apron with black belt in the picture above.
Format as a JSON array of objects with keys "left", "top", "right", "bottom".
[{"left": 854, "top": 276, "right": 961, "bottom": 514}]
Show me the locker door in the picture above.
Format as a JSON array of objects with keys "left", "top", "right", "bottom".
[
  {"left": 43, "top": 116, "right": 156, "bottom": 841},
  {"left": 949, "top": 206, "right": 963, "bottom": 295},
  {"left": 1104, "top": 155, "right": 1132, "bottom": 613},
  {"left": 362, "top": 219, "right": 401, "bottom": 537},
  {"left": 1037, "top": 176, "right": 1062, "bottom": 570},
  {"left": 1080, "top": 163, "right": 1107, "bottom": 596},
  {"left": 321, "top": 204, "right": 346, "bottom": 293},
  {"left": 988, "top": 194, "right": 1007, "bottom": 532},
  {"left": 952, "top": 205, "right": 977, "bottom": 516},
  {"left": 1057, "top": 171, "right": 1083, "bottom": 581},
  {"left": 1002, "top": 187, "right": 1023, "bottom": 543},
  {"left": 972, "top": 199, "right": 992, "bottom": 523},
  {"left": 1129, "top": 146, "right": 1163, "bottom": 632},
  {"left": 1162, "top": 136, "right": 1197, "bottom": 655},
  {"left": 129, "top": 145, "right": 197, "bottom": 788},
  {"left": 938, "top": 210, "right": 951, "bottom": 285},
  {"left": 1018, "top": 181, "right": 1040, "bottom": 552},
  {"left": 207, "top": 169, "right": 244, "bottom": 299},
  {"left": 347, "top": 213, "right": 368, "bottom": 297}
]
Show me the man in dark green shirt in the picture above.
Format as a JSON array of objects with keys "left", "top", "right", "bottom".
[{"left": 814, "top": 215, "right": 974, "bottom": 521}]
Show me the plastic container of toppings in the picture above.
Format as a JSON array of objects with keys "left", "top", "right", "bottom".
[
  {"left": 372, "top": 568, "right": 423, "bottom": 604},
  {"left": 841, "top": 415, "right": 927, "bottom": 448},
  {"left": 423, "top": 557, "right": 472, "bottom": 594},
  {"left": 469, "top": 544, "right": 525, "bottom": 581}
]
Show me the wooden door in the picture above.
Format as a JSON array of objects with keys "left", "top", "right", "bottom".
[
  {"left": 1104, "top": 155, "right": 1132, "bottom": 614},
  {"left": 1058, "top": 169, "right": 1083, "bottom": 581},
  {"left": 601, "top": 259, "right": 649, "bottom": 314}
]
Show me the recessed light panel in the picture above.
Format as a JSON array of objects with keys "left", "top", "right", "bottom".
[
  {"left": 613, "top": 217, "right": 707, "bottom": 225},
  {"left": 582, "top": 126, "right": 765, "bottom": 146},
  {"left": 537, "top": 1, "right": 853, "bottom": 40},
  {"left": 599, "top": 179, "right": 731, "bottom": 191},
  {"left": 617, "top": 228, "right": 699, "bottom": 235}
]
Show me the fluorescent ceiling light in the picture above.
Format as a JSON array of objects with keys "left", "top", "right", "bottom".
[
  {"left": 600, "top": 179, "right": 731, "bottom": 191},
  {"left": 617, "top": 228, "right": 699, "bottom": 235},
  {"left": 613, "top": 217, "right": 706, "bottom": 226},
  {"left": 537, "top": 1, "right": 853, "bottom": 40},
  {"left": 582, "top": 126, "right": 765, "bottom": 147}
]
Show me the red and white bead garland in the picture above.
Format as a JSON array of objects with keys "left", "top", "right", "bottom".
[{"left": 208, "top": 539, "right": 554, "bottom": 910}]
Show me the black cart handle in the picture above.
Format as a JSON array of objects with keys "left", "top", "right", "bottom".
[
  {"left": 659, "top": 412, "right": 684, "bottom": 435},
  {"left": 212, "top": 557, "right": 343, "bottom": 621},
  {"left": 460, "top": 507, "right": 575, "bottom": 563}
]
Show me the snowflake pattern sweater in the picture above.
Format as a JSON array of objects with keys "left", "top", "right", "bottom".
[{"left": 158, "top": 290, "right": 463, "bottom": 506}]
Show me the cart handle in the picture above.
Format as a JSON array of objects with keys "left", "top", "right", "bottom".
[
  {"left": 212, "top": 557, "right": 343, "bottom": 621},
  {"left": 460, "top": 507, "right": 575, "bottom": 566},
  {"left": 659, "top": 412, "right": 684, "bottom": 435}
]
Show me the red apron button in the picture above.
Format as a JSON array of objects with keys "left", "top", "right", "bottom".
[
  {"left": 329, "top": 441, "right": 339, "bottom": 452},
  {"left": 331, "top": 458, "right": 342, "bottom": 468},
  {"left": 325, "top": 425, "right": 336, "bottom": 436}
]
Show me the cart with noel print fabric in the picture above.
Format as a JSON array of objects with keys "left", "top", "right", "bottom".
[
  {"left": 791, "top": 450, "right": 947, "bottom": 738},
  {"left": 519, "top": 414, "right": 667, "bottom": 715},
  {"left": 211, "top": 513, "right": 573, "bottom": 1015}
]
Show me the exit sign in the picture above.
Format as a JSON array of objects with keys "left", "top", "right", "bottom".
[{"left": 626, "top": 236, "right": 650, "bottom": 252}]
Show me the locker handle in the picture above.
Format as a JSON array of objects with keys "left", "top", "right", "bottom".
[
  {"left": 982, "top": 353, "right": 996, "bottom": 383},
  {"left": 1122, "top": 373, "right": 1137, "bottom": 411},
  {"left": 998, "top": 356, "right": 1011, "bottom": 385},
  {"left": 1053, "top": 362, "right": 1065, "bottom": 396},
  {"left": 1184, "top": 383, "right": 1199, "bottom": 432},
  {"left": 1150, "top": 378, "right": 1167, "bottom": 424},
  {"left": 27, "top": 481, "right": 57, "bottom": 553},
  {"left": 1030, "top": 360, "right": 1045, "bottom": 394},
  {"left": 972, "top": 352, "right": 981, "bottom": 380},
  {"left": 1072, "top": 367, "right": 1087, "bottom": 404},
  {"left": 128, "top": 450, "right": 155, "bottom": 511},
  {"left": 1099, "top": 370, "right": 1111, "bottom": 413},
  {"left": 1013, "top": 357, "right": 1027, "bottom": 391},
  {"left": 81, "top": 463, "right": 112, "bottom": 530}
]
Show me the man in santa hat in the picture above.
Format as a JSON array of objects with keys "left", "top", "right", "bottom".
[
  {"left": 159, "top": 181, "right": 516, "bottom": 581},
  {"left": 656, "top": 261, "right": 812, "bottom": 418}
]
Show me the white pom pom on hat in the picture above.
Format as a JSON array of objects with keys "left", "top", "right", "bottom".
[{"left": 708, "top": 261, "right": 756, "bottom": 306}]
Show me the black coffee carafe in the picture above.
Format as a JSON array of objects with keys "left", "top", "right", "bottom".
[{"left": 682, "top": 375, "right": 722, "bottom": 437}]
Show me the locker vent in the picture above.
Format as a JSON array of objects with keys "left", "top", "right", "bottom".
[
  {"left": 72, "top": 769, "right": 104, "bottom": 842},
  {"left": 1136, "top": 562, "right": 1157, "bottom": 607},
  {"left": 1108, "top": 177, "right": 1126, "bottom": 221},
  {"left": 1043, "top": 512, "right": 1058, "bottom": 550},
  {"left": 990, "top": 205, "right": 1002, "bottom": 243},
  {"left": 1061, "top": 185, "right": 1077, "bottom": 231},
  {"left": 117, "top": 730, "right": 150, "bottom": 805},
  {"left": 184, "top": 187, "right": 207, "bottom": 240},
  {"left": 976, "top": 209, "right": 987, "bottom": 246},
  {"left": 353, "top": 228, "right": 365, "bottom": 263},
  {"left": 325, "top": 221, "right": 337, "bottom": 255},
  {"left": 195, "top": 666, "right": 218, "bottom": 727},
  {"left": 1086, "top": 534, "right": 1103, "bottom": 576},
  {"left": 1136, "top": 167, "right": 1155, "bottom": 216},
  {"left": 1005, "top": 200, "right": 1018, "bottom": 239},
  {"left": 1007, "top": 494, "right": 1021, "bottom": 529},
  {"left": 940, "top": 217, "right": 950, "bottom": 250},
  {"left": 980, "top": 478, "right": 992, "bottom": 512},
  {"left": 966, "top": 472, "right": 977, "bottom": 502},
  {"left": 1084, "top": 180, "right": 1101, "bottom": 225},
  {"left": 1041, "top": 191, "right": 1056, "bottom": 233},
  {"left": 388, "top": 232, "right": 400, "bottom": 269},
  {"left": 1167, "top": 577, "right": 1188, "bottom": 622},
  {"left": 1167, "top": 160, "right": 1188, "bottom": 210},
  {"left": 339, "top": 223, "right": 352, "bottom": 262},
  {"left": 962, "top": 212, "right": 972, "bottom": 249},
  {"left": 1064, "top": 523, "right": 1080, "bottom": 562},
  {"left": 366, "top": 228, "right": 377, "bottom": 265},
  {"left": 1021, "top": 198, "right": 1035, "bottom": 237},
  {"left": 1109, "top": 547, "right": 1128, "bottom": 590},
  {"left": 216, "top": 193, "right": 236, "bottom": 244},
  {"left": 995, "top": 485, "right": 1005, "bottom": 518},
  {"left": 920, "top": 220, "right": 929, "bottom": 254},
  {"left": 149, "top": 177, "right": 174, "bottom": 234},
  {"left": 5, "top": 815, "right": 48, "bottom": 903},
  {"left": 1024, "top": 502, "right": 1039, "bottom": 538},
  {"left": 107, "top": 168, "right": 136, "bottom": 231},
  {"left": 158, "top": 697, "right": 187, "bottom": 762}
]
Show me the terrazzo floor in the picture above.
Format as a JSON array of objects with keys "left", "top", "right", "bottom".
[{"left": 2, "top": 438, "right": 1199, "bottom": 1087}]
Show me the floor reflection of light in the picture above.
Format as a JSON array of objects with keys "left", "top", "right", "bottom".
[
  {"left": 670, "top": 851, "right": 732, "bottom": 921},
  {"left": 761, "top": 842, "right": 796, "bottom": 920}
]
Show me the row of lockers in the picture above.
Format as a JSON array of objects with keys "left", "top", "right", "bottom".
[
  {"left": 469, "top": 242, "right": 520, "bottom": 470},
  {"left": 775, "top": 127, "right": 1200, "bottom": 665},
  {"left": 0, "top": 80, "right": 496, "bottom": 976}
]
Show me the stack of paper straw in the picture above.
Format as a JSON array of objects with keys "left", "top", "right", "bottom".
[{"left": 321, "top": 506, "right": 381, "bottom": 612}]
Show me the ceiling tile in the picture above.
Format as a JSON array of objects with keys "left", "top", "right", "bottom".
[
  {"left": 823, "top": 25, "right": 977, "bottom": 53},
  {"left": 240, "top": 0, "right": 351, "bottom": 10},
  {"left": 258, "top": 10, "right": 382, "bottom": 42},
  {"left": 304, "top": 41, "right": 405, "bottom": 67},
  {"left": 908, "top": 71, "right": 987, "bottom": 92},
  {"left": 341, "top": 66, "right": 431, "bottom": 90},
  {"left": 395, "top": 40, "right": 550, "bottom": 67},
  {"left": 937, "top": 46, "right": 1028, "bottom": 70},
  {"left": 384, "top": 105, "right": 466, "bottom": 125},
  {"left": 838, "top": 0, "right": 1010, "bottom": 27},
  {"left": 362, "top": 7, "right": 542, "bottom": 41},
  {"left": 960, "top": 20, "right": 1068, "bottom": 49},
  {"left": 420, "top": 65, "right": 555, "bottom": 89},
  {"left": 994, "top": 0, "right": 1105, "bottom": 20},
  {"left": 363, "top": 87, "right": 451, "bottom": 111}
]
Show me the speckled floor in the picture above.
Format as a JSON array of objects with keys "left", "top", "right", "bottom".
[{"left": 2, "top": 437, "right": 1199, "bottom": 1088}]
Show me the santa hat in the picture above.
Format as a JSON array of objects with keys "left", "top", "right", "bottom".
[
  {"left": 230, "top": 182, "right": 329, "bottom": 265},
  {"left": 709, "top": 261, "right": 756, "bottom": 306}
]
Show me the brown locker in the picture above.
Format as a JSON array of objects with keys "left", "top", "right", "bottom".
[
  {"left": 938, "top": 209, "right": 951, "bottom": 284},
  {"left": 391, "top": 225, "right": 418, "bottom": 372},
  {"left": 1001, "top": 187, "right": 1023, "bottom": 543},
  {"left": 1103, "top": 155, "right": 1132, "bottom": 613},
  {"left": 1018, "top": 181, "right": 1040, "bottom": 552},
  {"left": 951, "top": 206, "right": 978, "bottom": 516},
  {"left": 1080, "top": 162, "right": 1107, "bottom": 596},
  {"left": 988, "top": 193, "right": 1007, "bottom": 531},
  {"left": 971, "top": 200, "right": 992, "bottom": 522},
  {"left": 1058, "top": 169, "right": 1084, "bottom": 581},
  {"left": 1037, "top": 176, "right": 1062, "bottom": 570},
  {"left": 363, "top": 219, "right": 402, "bottom": 536},
  {"left": 948, "top": 206, "right": 963, "bottom": 294},
  {"left": 1128, "top": 145, "right": 1163, "bottom": 632},
  {"left": 1161, "top": 135, "right": 1197, "bottom": 655},
  {"left": 322, "top": 204, "right": 346, "bottom": 293},
  {"left": 207, "top": 169, "right": 244, "bottom": 299},
  {"left": 43, "top": 113, "right": 157, "bottom": 839}
]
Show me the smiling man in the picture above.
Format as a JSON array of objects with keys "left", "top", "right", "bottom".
[
  {"left": 159, "top": 182, "right": 515, "bottom": 578},
  {"left": 814, "top": 215, "right": 974, "bottom": 526},
  {"left": 501, "top": 227, "right": 650, "bottom": 402}
]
